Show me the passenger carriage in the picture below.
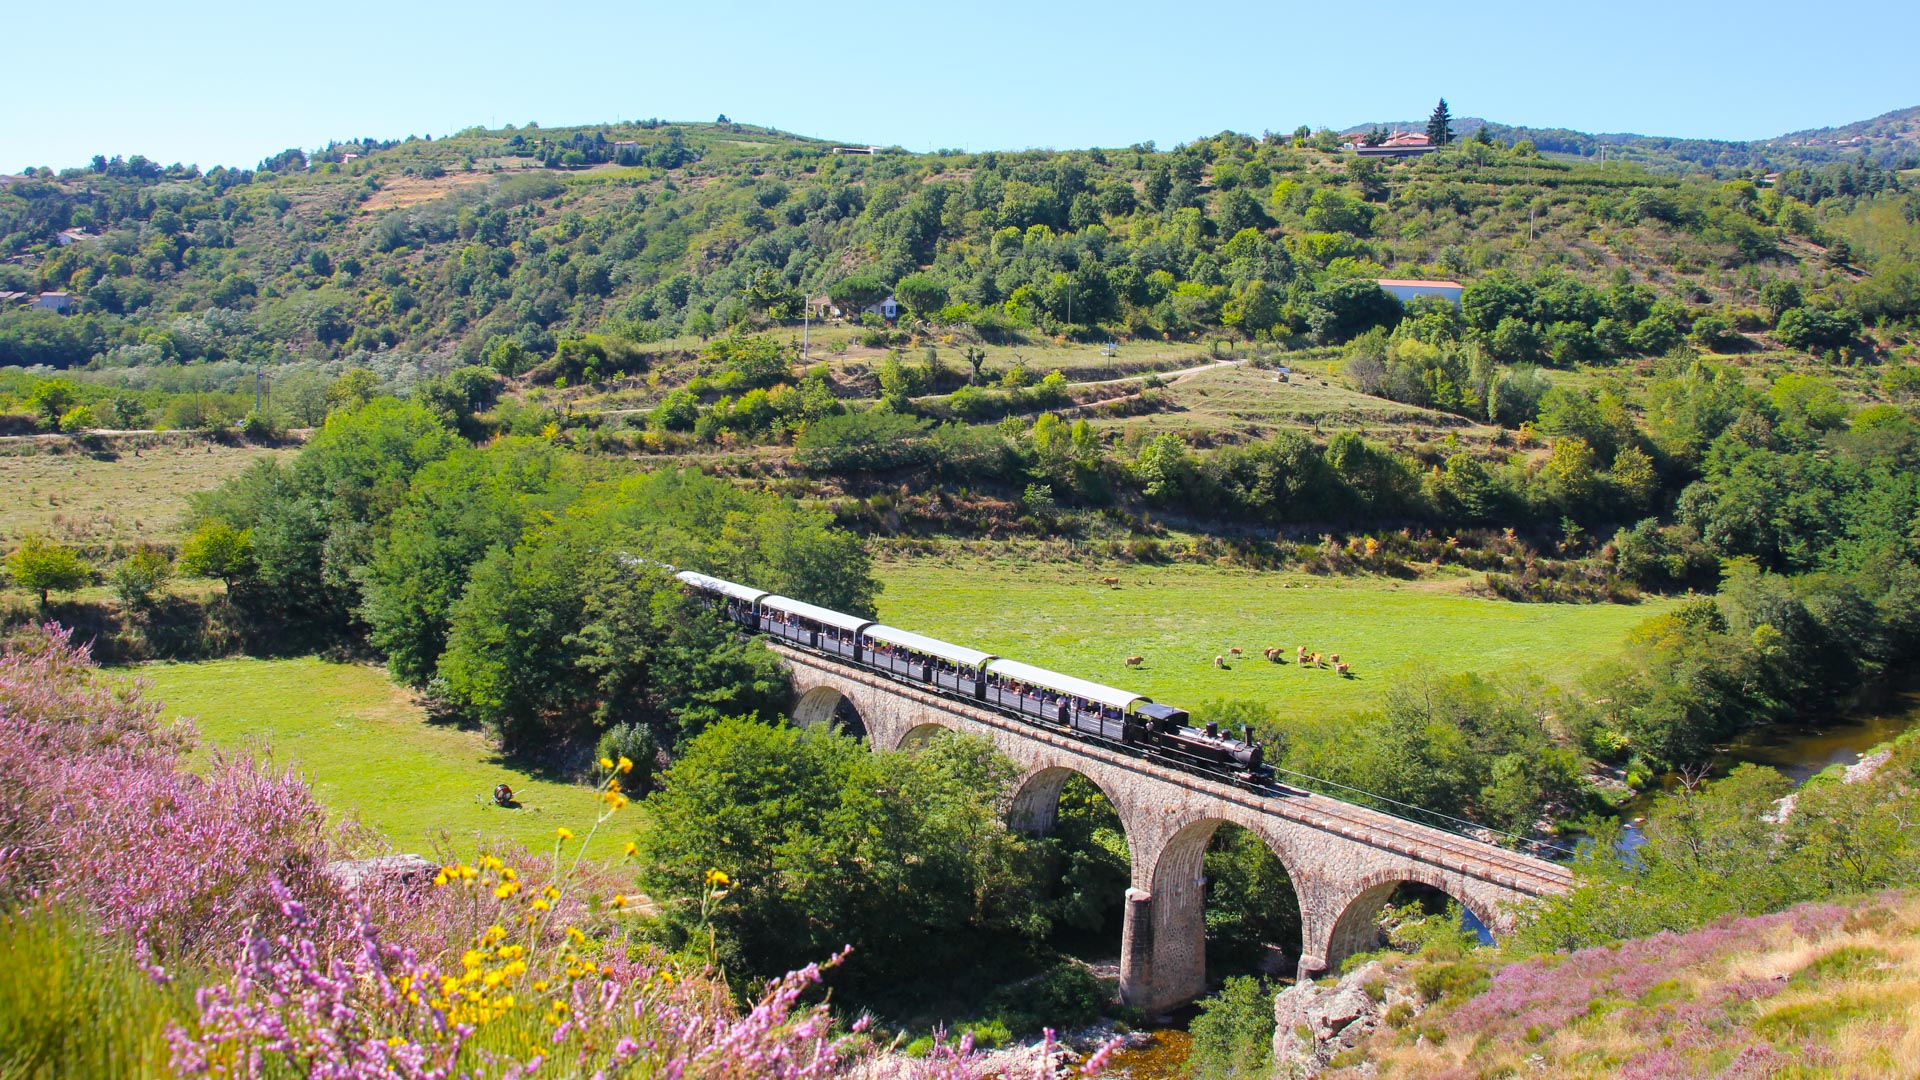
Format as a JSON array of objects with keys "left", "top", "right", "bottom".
[{"left": 672, "top": 569, "right": 1270, "bottom": 786}]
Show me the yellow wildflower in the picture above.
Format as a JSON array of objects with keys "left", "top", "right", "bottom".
[
  {"left": 433, "top": 870, "right": 449, "bottom": 887},
  {"left": 611, "top": 894, "right": 629, "bottom": 908},
  {"left": 566, "top": 926, "right": 587, "bottom": 943},
  {"left": 704, "top": 869, "right": 730, "bottom": 888},
  {"left": 494, "top": 881, "right": 521, "bottom": 899},
  {"left": 531, "top": 898, "right": 551, "bottom": 912},
  {"left": 623, "top": 841, "right": 638, "bottom": 858},
  {"left": 599, "top": 756, "right": 615, "bottom": 770},
  {"left": 618, "top": 756, "right": 634, "bottom": 774},
  {"left": 555, "top": 827, "right": 575, "bottom": 842}
]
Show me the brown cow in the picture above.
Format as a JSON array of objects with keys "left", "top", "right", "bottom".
[
  {"left": 1214, "top": 655, "right": 1227, "bottom": 669},
  {"left": 1125, "top": 655, "right": 1145, "bottom": 669},
  {"left": 1100, "top": 576, "right": 1120, "bottom": 587},
  {"left": 1227, "top": 647, "right": 1243, "bottom": 658}
]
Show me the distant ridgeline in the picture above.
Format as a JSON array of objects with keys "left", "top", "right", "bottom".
[
  {"left": 0, "top": 108, "right": 1914, "bottom": 372},
  {"left": 1351, "top": 105, "right": 1920, "bottom": 173}
]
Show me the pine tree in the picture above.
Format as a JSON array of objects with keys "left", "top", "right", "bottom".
[{"left": 1427, "top": 98, "right": 1454, "bottom": 146}]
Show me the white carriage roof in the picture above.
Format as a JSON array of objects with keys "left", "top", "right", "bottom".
[
  {"left": 674, "top": 570, "right": 768, "bottom": 605},
  {"left": 759, "top": 595, "right": 874, "bottom": 634},
  {"left": 982, "top": 658, "right": 1146, "bottom": 711},
  {"left": 862, "top": 624, "right": 996, "bottom": 669}
]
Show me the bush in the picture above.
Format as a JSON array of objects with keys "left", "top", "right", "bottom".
[
  {"left": 238, "top": 409, "right": 278, "bottom": 442},
  {"left": 595, "top": 723, "right": 658, "bottom": 794},
  {"left": 109, "top": 547, "right": 173, "bottom": 609},
  {"left": 983, "top": 962, "right": 1106, "bottom": 1033},
  {"left": 1187, "top": 975, "right": 1275, "bottom": 1079},
  {"left": 1413, "top": 961, "right": 1488, "bottom": 1003},
  {"left": 793, "top": 409, "right": 933, "bottom": 473}
]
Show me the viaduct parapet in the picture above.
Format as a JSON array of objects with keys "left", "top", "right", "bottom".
[{"left": 773, "top": 644, "right": 1572, "bottom": 1013}]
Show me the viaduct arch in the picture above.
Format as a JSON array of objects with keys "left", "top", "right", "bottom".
[{"left": 771, "top": 644, "right": 1571, "bottom": 1013}]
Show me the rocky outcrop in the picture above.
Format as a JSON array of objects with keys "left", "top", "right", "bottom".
[{"left": 1270, "top": 961, "right": 1419, "bottom": 1079}]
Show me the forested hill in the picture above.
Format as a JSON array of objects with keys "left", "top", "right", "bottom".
[
  {"left": 0, "top": 113, "right": 1914, "bottom": 372},
  {"left": 1349, "top": 106, "right": 1920, "bottom": 173}
]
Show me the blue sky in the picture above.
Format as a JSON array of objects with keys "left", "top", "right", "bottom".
[{"left": 7, "top": 0, "right": 1916, "bottom": 174}]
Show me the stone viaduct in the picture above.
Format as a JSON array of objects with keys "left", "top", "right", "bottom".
[{"left": 773, "top": 644, "right": 1573, "bottom": 1014}]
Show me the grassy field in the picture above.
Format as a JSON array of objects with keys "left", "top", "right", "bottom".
[
  {"left": 873, "top": 556, "right": 1675, "bottom": 723},
  {"left": 0, "top": 437, "right": 290, "bottom": 550},
  {"left": 138, "top": 658, "right": 618, "bottom": 857}
]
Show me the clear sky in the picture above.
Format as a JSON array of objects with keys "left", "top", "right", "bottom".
[{"left": 7, "top": 0, "right": 1916, "bottom": 174}]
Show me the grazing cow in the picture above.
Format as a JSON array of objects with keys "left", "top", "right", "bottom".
[
  {"left": 1336, "top": 661, "right": 1352, "bottom": 677},
  {"left": 1214, "top": 655, "right": 1227, "bottom": 669},
  {"left": 1228, "top": 647, "right": 1243, "bottom": 658},
  {"left": 1264, "top": 647, "right": 1281, "bottom": 662},
  {"left": 1100, "top": 576, "right": 1120, "bottom": 587},
  {"left": 1329, "top": 653, "right": 1340, "bottom": 665},
  {"left": 1125, "top": 655, "right": 1145, "bottom": 669}
]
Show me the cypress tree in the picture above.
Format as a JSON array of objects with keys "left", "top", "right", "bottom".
[{"left": 1427, "top": 98, "right": 1454, "bottom": 146}]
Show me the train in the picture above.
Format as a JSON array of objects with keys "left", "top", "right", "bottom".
[{"left": 674, "top": 569, "right": 1272, "bottom": 787}]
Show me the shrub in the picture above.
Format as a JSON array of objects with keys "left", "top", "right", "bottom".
[
  {"left": 109, "top": 546, "right": 173, "bottom": 609},
  {"left": 1413, "top": 961, "right": 1489, "bottom": 1003},
  {"left": 595, "top": 722, "right": 658, "bottom": 793},
  {"left": 1187, "top": 976, "right": 1275, "bottom": 1080},
  {"left": 794, "top": 408, "right": 933, "bottom": 473}
]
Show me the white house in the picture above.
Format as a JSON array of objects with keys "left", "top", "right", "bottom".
[
  {"left": 809, "top": 294, "right": 899, "bottom": 320},
  {"left": 30, "top": 292, "right": 75, "bottom": 313},
  {"left": 1375, "top": 278, "right": 1464, "bottom": 306}
]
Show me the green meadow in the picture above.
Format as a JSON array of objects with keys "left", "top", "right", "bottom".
[
  {"left": 873, "top": 556, "right": 1675, "bottom": 721},
  {"left": 137, "top": 657, "right": 618, "bottom": 857}
]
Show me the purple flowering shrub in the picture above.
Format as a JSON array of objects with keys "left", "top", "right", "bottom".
[
  {"left": 0, "top": 625, "right": 345, "bottom": 965},
  {"left": 1357, "top": 898, "right": 1889, "bottom": 1079},
  {"left": 1, "top": 626, "right": 1100, "bottom": 1078}
]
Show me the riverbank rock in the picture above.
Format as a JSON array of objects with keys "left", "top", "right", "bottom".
[{"left": 1271, "top": 961, "right": 1417, "bottom": 1078}]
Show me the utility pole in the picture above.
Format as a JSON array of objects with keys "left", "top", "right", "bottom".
[
  {"left": 802, "top": 299, "right": 810, "bottom": 361},
  {"left": 254, "top": 363, "right": 263, "bottom": 414}
]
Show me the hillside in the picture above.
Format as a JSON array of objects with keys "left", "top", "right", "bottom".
[{"left": 0, "top": 112, "right": 1910, "bottom": 381}]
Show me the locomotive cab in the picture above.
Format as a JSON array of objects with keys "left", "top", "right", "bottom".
[{"left": 1134, "top": 702, "right": 1190, "bottom": 734}]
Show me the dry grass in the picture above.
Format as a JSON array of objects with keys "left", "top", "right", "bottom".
[
  {"left": 0, "top": 438, "right": 290, "bottom": 551},
  {"left": 358, "top": 171, "right": 493, "bottom": 211}
]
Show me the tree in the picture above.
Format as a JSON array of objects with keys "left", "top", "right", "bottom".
[
  {"left": 892, "top": 272, "right": 949, "bottom": 321},
  {"left": 964, "top": 346, "right": 987, "bottom": 386},
  {"left": 178, "top": 521, "right": 257, "bottom": 593},
  {"left": 5, "top": 535, "right": 91, "bottom": 609},
  {"left": 828, "top": 274, "right": 889, "bottom": 318},
  {"left": 110, "top": 546, "right": 173, "bottom": 609},
  {"left": 362, "top": 439, "right": 578, "bottom": 685},
  {"left": 1427, "top": 98, "right": 1455, "bottom": 146},
  {"left": 637, "top": 720, "right": 1047, "bottom": 996},
  {"left": 326, "top": 369, "right": 380, "bottom": 413}
]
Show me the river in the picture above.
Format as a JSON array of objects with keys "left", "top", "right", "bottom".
[{"left": 1620, "top": 690, "right": 1920, "bottom": 846}]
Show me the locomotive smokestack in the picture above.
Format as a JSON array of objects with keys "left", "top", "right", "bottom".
[
  {"left": 1205, "top": 721, "right": 1218, "bottom": 737},
  {"left": 1243, "top": 724, "right": 1255, "bottom": 745}
]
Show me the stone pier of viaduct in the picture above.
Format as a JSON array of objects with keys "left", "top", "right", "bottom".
[{"left": 773, "top": 645, "right": 1572, "bottom": 1014}]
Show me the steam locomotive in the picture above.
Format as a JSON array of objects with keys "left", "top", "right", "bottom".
[{"left": 675, "top": 570, "right": 1271, "bottom": 787}]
